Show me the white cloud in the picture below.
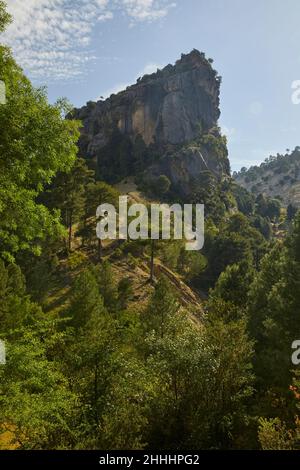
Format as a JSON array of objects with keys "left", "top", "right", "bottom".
[
  {"left": 2, "top": 0, "right": 175, "bottom": 82},
  {"left": 98, "top": 11, "right": 114, "bottom": 21},
  {"left": 2, "top": 0, "right": 111, "bottom": 82},
  {"left": 98, "top": 61, "right": 163, "bottom": 99},
  {"left": 138, "top": 62, "right": 162, "bottom": 76},
  {"left": 221, "top": 125, "right": 236, "bottom": 140},
  {"left": 121, "top": 0, "right": 176, "bottom": 22}
]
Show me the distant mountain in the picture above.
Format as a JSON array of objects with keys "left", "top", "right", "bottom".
[
  {"left": 234, "top": 147, "right": 300, "bottom": 207},
  {"left": 70, "top": 49, "right": 230, "bottom": 198}
]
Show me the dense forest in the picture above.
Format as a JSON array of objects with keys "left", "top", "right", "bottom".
[{"left": 1, "top": 1, "right": 300, "bottom": 451}]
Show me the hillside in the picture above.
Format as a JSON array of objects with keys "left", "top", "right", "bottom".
[
  {"left": 234, "top": 147, "right": 300, "bottom": 207},
  {"left": 2, "top": 0, "right": 300, "bottom": 451},
  {"left": 42, "top": 237, "right": 203, "bottom": 328}
]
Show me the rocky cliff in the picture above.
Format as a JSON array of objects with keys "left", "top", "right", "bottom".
[{"left": 72, "top": 49, "right": 230, "bottom": 195}]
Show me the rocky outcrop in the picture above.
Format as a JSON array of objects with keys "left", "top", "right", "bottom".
[
  {"left": 146, "top": 142, "right": 230, "bottom": 197},
  {"left": 72, "top": 49, "right": 229, "bottom": 194},
  {"left": 74, "top": 50, "right": 219, "bottom": 148}
]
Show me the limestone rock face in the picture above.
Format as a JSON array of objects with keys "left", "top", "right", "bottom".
[
  {"left": 147, "top": 144, "right": 229, "bottom": 197},
  {"left": 71, "top": 50, "right": 231, "bottom": 195},
  {"left": 73, "top": 49, "right": 221, "bottom": 156}
]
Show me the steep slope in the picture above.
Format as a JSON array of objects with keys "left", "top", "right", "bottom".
[
  {"left": 43, "top": 247, "right": 203, "bottom": 328},
  {"left": 234, "top": 147, "right": 300, "bottom": 207}
]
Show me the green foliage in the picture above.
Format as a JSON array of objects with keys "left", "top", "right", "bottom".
[
  {"left": 117, "top": 277, "right": 134, "bottom": 310},
  {"left": 198, "top": 213, "right": 266, "bottom": 289},
  {"left": 0, "top": 1, "right": 11, "bottom": 32},
  {"left": 85, "top": 181, "right": 119, "bottom": 218},
  {"left": 142, "top": 276, "right": 179, "bottom": 338},
  {"left": 142, "top": 289, "right": 254, "bottom": 449},
  {"left": 0, "top": 45, "right": 80, "bottom": 260},
  {"left": 95, "top": 261, "right": 118, "bottom": 311},
  {"left": 67, "top": 251, "right": 88, "bottom": 270},
  {"left": 211, "top": 259, "right": 255, "bottom": 308},
  {"left": 0, "top": 320, "right": 78, "bottom": 449},
  {"left": 189, "top": 172, "right": 228, "bottom": 222},
  {"left": 235, "top": 147, "right": 300, "bottom": 183},
  {"left": 98, "top": 356, "right": 156, "bottom": 450},
  {"left": 256, "top": 194, "right": 281, "bottom": 221},
  {"left": 251, "top": 214, "right": 272, "bottom": 240},
  {"left": 43, "top": 158, "right": 93, "bottom": 250},
  {"left": 1, "top": 9, "right": 299, "bottom": 450},
  {"left": 178, "top": 248, "right": 207, "bottom": 281},
  {"left": 258, "top": 418, "right": 294, "bottom": 450},
  {"left": 247, "top": 213, "right": 300, "bottom": 422},
  {"left": 234, "top": 147, "right": 300, "bottom": 209},
  {"left": 70, "top": 267, "right": 106, "bottom": 329},
  {"left": 157, "top": 240, "right": 207, "bottom": 282},
  {"left": 200, "top": 129, "right": 228, "bottom": 164},
  {"left": 77, "top": 180, "right": 119, "bottom": 250},
  {"left": 159, "top": 240, "right": 182, "bottom": 270},
  {"left": 232, "top": 184, "right": 255, "bottom": 215},
  {"left": 0, "top": 260, "right": 42, "bottom": 332}
]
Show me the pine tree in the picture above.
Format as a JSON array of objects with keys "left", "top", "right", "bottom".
[
  {"left": 46, "top": 158, "right": 94, "bottom": 251},
  {"left": 70, "top": 267, "right": 105, "bottom": 329},
  {"left": 248, "top": 212, "right": 300, "bottom": 416},
  {"left": 117, "top": 277, "right": 134, "bottom": 310},
  {"left": 78, "top": 181, "right": 119, "bottom": 258},
  {"left": 143, "top": 276, "right": 179, "bottom": 338},
  {"left": 95, "top": 261, "right": 118, "bottom": 311}
]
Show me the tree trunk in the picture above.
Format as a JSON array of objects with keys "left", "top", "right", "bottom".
[
  {"left": 68, "top": 210, "right": 73, "bottom": 252},
  {"left": 97, "top": 238, "right": 102, "bottom": 262},
  {"left": 94, "top": 354, "right": 99, "bottom": 425}
]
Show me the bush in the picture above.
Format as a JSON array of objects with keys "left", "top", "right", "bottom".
[
  {"left": 258, "top": 418, "right": 294, "bottom": 450},
  {"left": 67, "top": 251, "right": 88, "bottom": 270}
]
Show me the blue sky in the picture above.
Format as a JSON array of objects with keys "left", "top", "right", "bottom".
[{"left": 3, "top": 0, "right": 300, "bottom": 171}]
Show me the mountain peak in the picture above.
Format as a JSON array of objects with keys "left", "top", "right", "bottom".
[{"left": 71, "top": 50, "right": 228, "bottom": 194}]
